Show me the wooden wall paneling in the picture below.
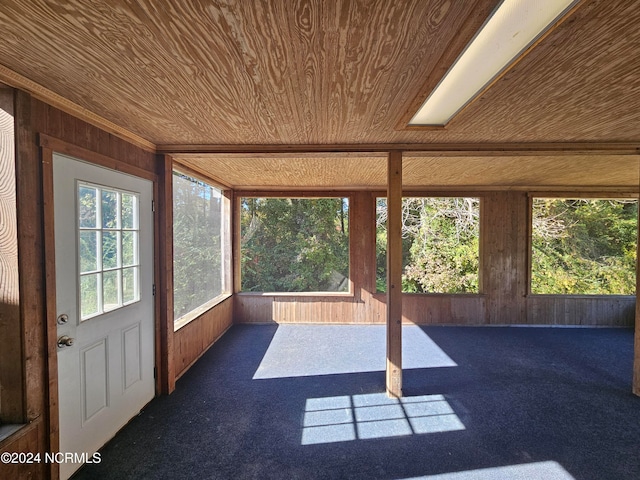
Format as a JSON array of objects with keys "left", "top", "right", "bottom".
[
  {"left": 526, "top": 296, "right": 635, "bottom": 326},
  {"left": 158, "top": 154, "right": 176, "bottom": 394},
  {"left": 0, "top": 419, "right": 47, "bottom": 479},
  {"left": 32, "top": 99, "right": 156, "bottom": 174},
  {"left": 15, "top": 90, "right": 51, "bottom": 475},
  {"left": 386, "top": 151, "right": 403, "bottom": 397},
  {"left": 482, "top": 192, "right": 528, "bottom": 324},
  {"left": 349, "top": 191, "right": 375, "bottom": 323},
  {"left": 17, "top": 92, "right": 47, "bottom": 423},
  {"left": 173, "top": 298, "right": 233, "bottom": 379},
  {"left": 0, "top": 86, "right": 23, "bottom": 424}
]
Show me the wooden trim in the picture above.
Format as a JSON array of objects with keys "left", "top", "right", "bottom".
[
  {"left": 235, "top": 190, "right": 356, "bottom": 198},
  {"left": 159, "top": 142, "right": 640, "bottom": 156},
  {"left": 233, "top": 195, "right": 242, "bottom": 295},
  {"left": 158, "top": 154, "right": 176, "bottom": 394},
  {"left": 386, "top": 151, "right": 403, "bottom": 397},
  {"left": 40, "top": 144, "right": 59, "bottom": 479},
  {"left": 528, "top": 191, "right": 639, "bottom": 199},
  {"left": 236, "top": 292, "right": 354, "bottom": 298},
  {"left": 174, "top": 293, "right": 233, "bottom": 331},
  {"left": 39, "top": 134, "right": 156, "bottom": 182},
  {"left": 634, "top": 155, "right": 640, "bottom": 396},
  {"left": 0, "top": 64, "right": 155, "bottom": 152},
  {"left": 152, "top": 178, "right": 162, "bottom": 396},
  {"left": 229, "top": 185, "right": 640, "bottom": 194}
]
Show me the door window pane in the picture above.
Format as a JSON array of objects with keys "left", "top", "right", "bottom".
[
  {"left": 79, "top": 186, "right": 97, "bottom": 228},
  {"left": 121, "top": 193, "right": 137, "bottom": 229},
  {"left": 79, "top": 231, "right": 98, "bottom": 273},
  {"left": 80, "top": 274, "right": 99, "bottom": 318},
  {"left": 122, "top": 267, "right": 137, "bottom": 304},
  {"left": 102, "top": 231, "right": 120, "bottom": 269},
  {"left": 78, "top": 182, "right": 141, "bottom": 320},
  {"left": 102, "top": 189, "right": 119, "bottom": 229},
  {"left": 122, "top": 231, "right": 136, "bottom": 267}
]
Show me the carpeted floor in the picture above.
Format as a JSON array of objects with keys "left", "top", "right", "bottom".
[{"left": 74, "top": 325, "right": 640, "bottom": 480}]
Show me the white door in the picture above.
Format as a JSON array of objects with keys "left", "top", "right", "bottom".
[{"left": 53, "top": 154, "right": 155, "bottom": 480}]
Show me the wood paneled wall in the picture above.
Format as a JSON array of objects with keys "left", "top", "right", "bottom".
[
  {"left": 235, "top": 191, "right": 636, "bottom": 326},
  {"left": 481, "top": 192, "right": 529, "bottom": 324},
  {"left": 0, "top": 87, "right": 23, "bottom": 424},
  {"left": 2, "top": 92, "right": 231, "bottom": 478},
  {"left": 174, "top": 297, "right": 233, "bottom": 379}
]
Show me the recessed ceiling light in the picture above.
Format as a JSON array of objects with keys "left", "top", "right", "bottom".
[{"left": 409, "top": 0, "right": 580, "bottom": 127}]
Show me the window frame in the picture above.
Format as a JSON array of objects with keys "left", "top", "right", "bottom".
[
  {"left": 235, "top": 192, "right": 353, "bottom": 296},
  {"left": 527, "top": 192, "right": 639, "bottom": 297},
  {"left": 76, "top": 181, "right": 142, "bottom": 321},
  {"left": 172, "top": 168, "right": 232, "bottom": 330},
  {"left": 374, "top": 192, "right": 483, "bottom": 296}
]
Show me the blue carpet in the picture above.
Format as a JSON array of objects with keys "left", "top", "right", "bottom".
[{"left": 74, "top": 325, "right": 640, "bottom": 480}]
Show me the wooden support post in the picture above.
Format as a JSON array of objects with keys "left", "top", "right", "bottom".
[
  {"left": 386, "top": 151, "right": 402, "bottom": 398},
  {"left": 158, "top": 154, "right": 176, "bottom": 394},
  {"left": 634, "top": 157, "right": 640, "bottom": 396}
]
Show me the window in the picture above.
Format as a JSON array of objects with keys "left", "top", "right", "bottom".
[
  {"left": 78, "top": 183, "right": 140, "bottom": 320},
  {"left": 376, "top": 197, "right": 480, "bottom": 293},
  {"left": 531, "top": 198, "right": 637, "bottom": 294},
  {"left": 173, "top": 172, "right": 226, "bottom": 322},
  {"left": 240, "top": 197, "right": 349, "bottom": 292}
]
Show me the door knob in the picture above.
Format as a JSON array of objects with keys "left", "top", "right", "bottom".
[
  {"left": 57, "top": 335, "right": 75, "bottom": 348},
  {"left": 57, "top": 313, "right": 69, "bottom": 325}
]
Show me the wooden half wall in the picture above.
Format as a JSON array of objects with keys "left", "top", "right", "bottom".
[{"left": 234, "top": 190, "right": 636, "bottom": 326}]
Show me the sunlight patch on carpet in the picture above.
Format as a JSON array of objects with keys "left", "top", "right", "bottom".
[
  {"left": 301, "top": 393, "right": 464, "bottom": 445},
  {"left": 254, "top": 325, "right": 456, "bottom": 380}
]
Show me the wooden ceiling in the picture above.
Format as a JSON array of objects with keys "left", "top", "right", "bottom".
[
  {"left": 176, "top": 153, "right": 639, "bottom": 191},
  {"left": 1, "top": 0, "right": 639, "bottom": 189}
]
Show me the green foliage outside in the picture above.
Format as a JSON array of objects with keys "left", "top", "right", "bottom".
[
  {"left": 531, "top": 199, "right": 637, "bottom": 294},
  {"left": 240, "top": 198, "right": 349, "bottom": 292},
  {"left": 376, "top": 197, "right": 480, "bottom": 293},
  {"left": 173, "top": 173, "right": 223, "bottom": 320}
]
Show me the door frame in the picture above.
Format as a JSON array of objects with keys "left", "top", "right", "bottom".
[{"left": 40, "top": 134, "right": 161, "bottom": 479}]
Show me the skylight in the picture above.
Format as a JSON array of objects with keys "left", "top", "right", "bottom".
[{"left": 409, "top": 0, "right": 580, "bottom": 126}]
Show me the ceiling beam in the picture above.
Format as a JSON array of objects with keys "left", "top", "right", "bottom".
[{"left": 161, "top": 143, "right": 640, "bottom": 156}]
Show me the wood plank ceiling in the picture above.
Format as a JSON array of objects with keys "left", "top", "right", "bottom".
[{"left": 1, "top": 0, "right": 639, "bottom": 189}]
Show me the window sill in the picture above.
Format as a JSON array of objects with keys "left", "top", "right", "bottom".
[
  {"left": 0, "top": 424, "right": 25, "bottom": 443},
  {"left": 373, "top": 292, "right": 486, "bottom": 297},
  {"left": 237, "top": 291, "right": 353, "bottom": 298},
  {"left": 173, "top": 293, "right": 233, "bottom": 332},
  {"left": 527, "top": 294, "right": 635, "bottom": 299}
]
